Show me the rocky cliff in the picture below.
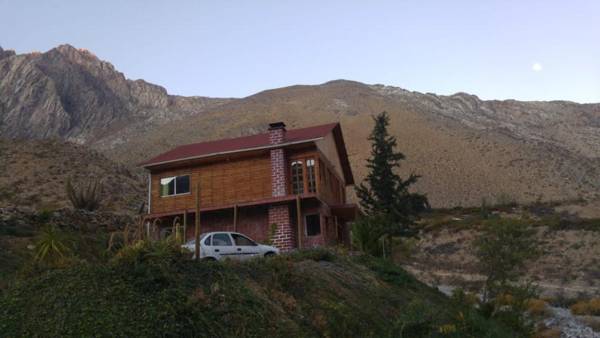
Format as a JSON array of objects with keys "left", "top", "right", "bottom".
[{"left": 0, "top": 44, "right": 230, "bottom": 145}]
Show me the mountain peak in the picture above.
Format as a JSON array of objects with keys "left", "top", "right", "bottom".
[{"left": 0, "top": 46, "right": 16, "bottom": 60}]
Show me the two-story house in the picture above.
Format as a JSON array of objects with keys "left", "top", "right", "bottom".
[{"left": 140, "top": 122, "right": 359, "bottom": 251}]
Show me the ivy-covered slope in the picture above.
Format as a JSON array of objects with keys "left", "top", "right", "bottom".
[{"left": 0, "top": 246, "right": 515, "bottom": 337}]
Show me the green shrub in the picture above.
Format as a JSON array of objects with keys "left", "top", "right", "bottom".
[
  {"left": 0, "top": 247, "right": 520, "bottom": 337},
  {"left": 65, "top": 177, "right": 103, "bottom": 211},
  {"left": 33, "top": 225, "right": 74, "bottom": 268},
  {"left": 351, "top": 214, "right": 387, "bottom": 256}
]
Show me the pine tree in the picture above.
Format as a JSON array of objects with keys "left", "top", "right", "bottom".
[{"left": 355, "top": 111, "right": 429, "bottom": 237}]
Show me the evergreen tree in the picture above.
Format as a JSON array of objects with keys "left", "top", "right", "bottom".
[{"left": 355, "top": 112, "right": 429, "bottom": 237}]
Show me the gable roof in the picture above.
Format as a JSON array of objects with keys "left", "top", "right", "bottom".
[{"left": 140, "top": 122, "right": 355, "bottom": 184}]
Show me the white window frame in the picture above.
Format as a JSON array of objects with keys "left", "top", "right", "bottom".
[{"left": 159, "top": 174, "right": 191, "bottom": 197}]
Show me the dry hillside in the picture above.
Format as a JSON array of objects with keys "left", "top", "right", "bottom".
[
  {"left": 2, "top": 45, "right": 599, "bottom": 209},
  {"left": 102, "top": 80, "right": 600, "bottom": 208},
  {"left": 0, "top": 139, "right": 144, "bottom": 212}
]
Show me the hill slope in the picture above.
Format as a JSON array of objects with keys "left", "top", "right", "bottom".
[
  {"left": 105, "top": 80, "right": 600, "bottom": 208},
  {"left": 0, "top": 138, "right": 143, "bottom": 212},
  {"left": 2, "top": 45, "right": 599, "bottom": 208},
  {"left": 0, "top": 247, "right": 515, "bottom": 337}
]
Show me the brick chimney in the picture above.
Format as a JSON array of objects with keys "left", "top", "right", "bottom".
[
  {"left": 267, "top": 122, "right": 294, "bottom": 251},
  {"left": 268, "top": 122, "right": 286, "bottom": 145},
  {"left": 269, "top": 122, "right": 287, "bottom": 197}
]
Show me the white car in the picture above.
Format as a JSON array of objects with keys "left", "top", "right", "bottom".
[{"left": 182, "top": 231, "right": 279, "bottom": 261}]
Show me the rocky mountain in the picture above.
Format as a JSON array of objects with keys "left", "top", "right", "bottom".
[
  {"left": 1, "top": 45, "right": 599, "bottom": 208},
  {"left": 0, "top": 45, "right": 231, "bottom": 145}
]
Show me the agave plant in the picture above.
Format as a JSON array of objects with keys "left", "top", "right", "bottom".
[
  {"left": 34, "top": 225, "right": 72, "bottom": 266},
  {"left": 65, "top": 177, "right": 103, "bottom": 211}
]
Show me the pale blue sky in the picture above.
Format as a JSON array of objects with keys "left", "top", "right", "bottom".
[{"left": 1, "top": 0, "right": 599, "bottom": 102}]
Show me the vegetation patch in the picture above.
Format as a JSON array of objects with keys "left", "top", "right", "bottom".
[{"left": 0, "top": 244, "right": 518, "bottom": 337}]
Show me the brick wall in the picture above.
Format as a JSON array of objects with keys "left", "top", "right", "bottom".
[
  {"left": 270, "top": 148, "right": 287, "bottom": 197},
  {"left": 268, "top": 127, "right": 285, "bottom": 144},
  {"left": 183, "top": 207, "right": 269, "bottom": 243},
  {"left": 268, "top": 204, "right": 295, "bottom": 251}
]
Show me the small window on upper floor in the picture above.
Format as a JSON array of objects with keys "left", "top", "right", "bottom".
[
  {"left": 306, "top": 159, "right": 316, "bottom": 193},
  {"left": 160, "top": 175, "right": 190, "bottom": 197},
  {"left": 291, "top": 160, "right": 304, "bottom": 194}
]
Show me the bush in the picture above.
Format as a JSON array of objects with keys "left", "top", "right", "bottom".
[
  {"left": 65, "top": 178, "right": 103, "bottom": 211},
  {"left": 33, "top": 225, "right": 74, "bottom": 268},
  {"left": 570, "top": 298, "right": 600, "bottom": 316},
  {"left": 351, "top": 214, "right": 387, "bottom": 256},
  {"left": 475, "top": 218, "right": 539, "bottom": 301}
]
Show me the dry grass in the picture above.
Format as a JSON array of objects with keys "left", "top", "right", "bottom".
[
  {"left": 0, "top": 139, "right": 143, "bottom": 213},
  {"left": 570, "top": 298, "right": 600, "bottom": 316}
]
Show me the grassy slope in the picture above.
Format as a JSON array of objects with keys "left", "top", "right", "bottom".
[{"left": 0, "top": 246, "right": 515, "bottom": 337}]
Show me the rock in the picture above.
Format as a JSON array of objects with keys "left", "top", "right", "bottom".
[
  {"left": 0, "top": 44, "right": 230, "bottom": 143},
  {"left": 544, "top": 307, "right": 600, "bottom": 338}
]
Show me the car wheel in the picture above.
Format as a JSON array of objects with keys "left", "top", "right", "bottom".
[
  {"left": 264, "top": 252, "right": 276, "bottom": 258},
  {"left": 203, "top": 257, "right": 217, "bottom": 261}
]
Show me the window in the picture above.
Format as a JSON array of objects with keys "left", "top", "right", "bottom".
[
  {"left": 212, "top": 233, "right": 233, "bottom": 246},
  {"left": 232, "top": 233, "right": 257, "bottom": 246},
  {"left": 291, "top": 160, "right": 304, "bottom": 194},
  {"left": 306, "top": 159, "right": 316, "bottom": 193},
  {"left": 160, "top": 175, "right": 190, "bottom": 196},
  {"left": 204, "top": 235, "right": 212, "bottom": 246},
  {"left": 305, "top": 214, "right": 321, "bottom": 236}
]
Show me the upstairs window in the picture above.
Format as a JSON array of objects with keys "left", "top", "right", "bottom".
[
  {"left": 160, "top": 175, "right": 190, "bottom": 197},
  {"left": 291, "top": 160, "right": 304, "bottom": 194},
  {"left": 306, "top": 159, "right": 316, "bottom": 193}
]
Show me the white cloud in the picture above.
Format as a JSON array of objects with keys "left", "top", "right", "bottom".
[{"left": 532, "top": 63, "right": 543, "bottom": 72}]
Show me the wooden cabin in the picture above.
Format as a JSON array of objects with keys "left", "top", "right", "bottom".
[{"left": 140, "top": 122, "right": 359, "bottom": 251}]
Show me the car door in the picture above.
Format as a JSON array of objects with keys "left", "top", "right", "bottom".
[
  {"left": 231, "top": 233, "right": 261, "bottom": 260},
  {"left": 210, "top": 233, "right": 237, "bottom": 260}
]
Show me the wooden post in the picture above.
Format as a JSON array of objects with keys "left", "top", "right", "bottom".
[
  {"left": 233, "top": 204, "right": 238, "bottom": 232},
  {"left": 296, "top": 195, "right": 302, "bottom": 249},
  {"left": 183, "top": 209, "right": 187, "bottom": 243},
  {"left": 194, "top": 182, "right": 201, "bottom": 260}
]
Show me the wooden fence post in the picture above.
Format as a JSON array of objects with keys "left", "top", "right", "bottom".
[
  {"left": 194, "top": 182, "right": 201, "bottom": 260},
  {"left": 183, "top": 209, "right": 187, "bottom": 243},
  {"left": 296, "top": 195, "right": 302, "bottom": 249},
  {"left": 233, "top": 204, "right": 238, "bottom": 232}
]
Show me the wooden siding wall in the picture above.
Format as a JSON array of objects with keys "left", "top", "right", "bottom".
[
  {"left": 317, "top": 155, "right": 345, "bottom": 206},
  {"left": 150, "top": 154, "right": 272, "bottom": 214}
]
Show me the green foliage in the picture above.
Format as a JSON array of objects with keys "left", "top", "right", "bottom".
[
  {"left": 265, "top": 222, "right": 278, "bottom": 245},
  {"left": 351, "top": 214, "right": 387, "bottom": 256},
  {"left": 0, "top": 248, "right": 518, "bottom": 337},
  {"left": 33, "top": 225, "right": 74, "bottom": 267},
  {"left": 65, "top": 177, "right": 103, "bottom": 211},
  {"left": 473, "top": 219, "right": 540, "bottom": 337},
  {"left": 355, "top": 112, "right": 429, "bottom": 239},
  {"left": 474, "top": 218, "right": 540, "bottom": 301}
]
